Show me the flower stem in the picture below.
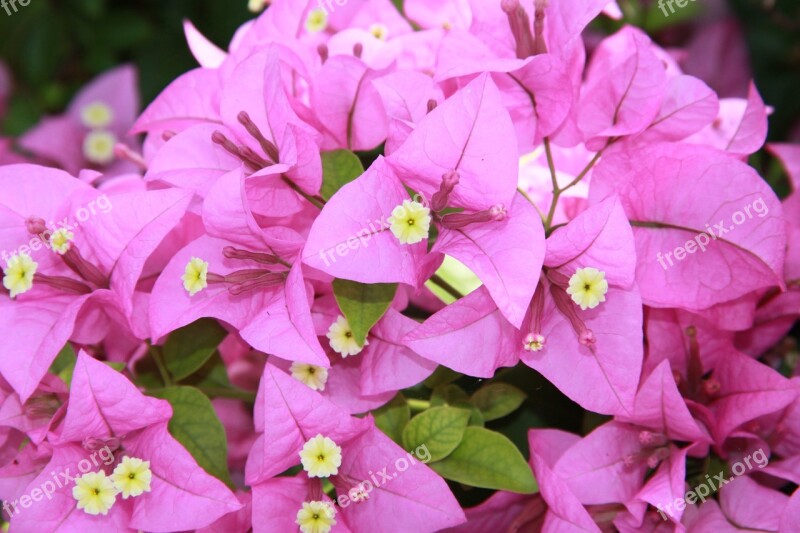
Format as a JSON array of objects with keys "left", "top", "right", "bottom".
[
  {"left": 542, "top": 139, "right": 606, "bottom": 233},
  {"left": 407, "top": 399, "right": 431, "bottom": 412},
  {"left": 517, "top": 187, "right": 546, "bottom": 222},
  {"left": 542, "top": 138, "right": 561, "bottom": 231},
  {"left": 149, "top": 346, "right": 172, "bottom": 387},
  {"left": 429, "top": 274, "right": 465, "bottom": 300},
  {"left": 281, "top": 174, "right": 326, "bottom": 210}
]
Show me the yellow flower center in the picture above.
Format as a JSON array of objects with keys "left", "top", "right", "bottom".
[
  {"left": 305, "top": 8, "right": 329, "bottom": 33},
  {"left": 248, "top": 0, "right": 267, "bottom": 13},
  {"left": 566, "top": 267, "right": 609, "bottom": 310},
  {"left": 388, "top": 200, "right": 431, "bottom": 245},
  {"left": 369, "top": 23, "right": 389, "bottom": 41},
  {"left": 296, "top": 501, "right": 337, "bottom": 533},
  {"left": 181, "top": 257, "right": 209, "bottom": 296},
  {"left": 111, "top": 456, "right": 152, "bottom": 499},
  {"left": 290, "top": 362, "right": 329, "bottom": 391},
  {"left": 49, "top": 228, "right": 75, "bottom": 255},
  {"left": 80, "top": 102, "right": 114, "bottom": 129},
  {"left": 3, "top": 253, "right": 37, "bottom": 298},
  {"left": 299, "top": 434, "right": 342, "bottom": 478},
  {"left": 326, "top": 315, "right": 366, "bottom": 357},
  {"left": 83, "top": 130, "right": 117, "bottom": 165},
  {"left": 523, "top": 333, "right": 545, "bottom": 352},
  {"left": 72, "top": 471, "right": 117, "bottom": 516}
]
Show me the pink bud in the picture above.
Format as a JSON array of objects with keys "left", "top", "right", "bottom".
[{"left": 26, "top": 216, "right": 47, "bottom": 235}]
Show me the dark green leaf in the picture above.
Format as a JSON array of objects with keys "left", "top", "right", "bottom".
[
  {"left": 470, "top": 383, "right": 526, "bottom": 421},
  {"left": 181, "top": 353, "right": 232, "bottom": 389},
  {"left": 373, "top": 393, "right": 410, "bottom": 445},
  {"left": 50, "top": 344, "right": 77, "bottom": 384},
  {"left": 431, "top": 384, "right": 470, "bottom": 408},
  {"left": 149, "top": 386, "right": 233, "bottom": 486},
  {"left": 332, "top": 279, "right": 397, "bottom": 346},
  {"left": 424, "top": 366, "right": 461, "bottom": 389},
  {"left": 321, "top": 150, "right": 364, "bottom": 200},
  {"left": 468, "top": 408, "right": 484, "bottom": 427},
  {"left": 162, "top": 319, "right": 227, "bottom": 381}
]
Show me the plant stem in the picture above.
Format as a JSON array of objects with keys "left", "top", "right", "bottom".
[
  {"left": 149, "top": 346, "right": 172, "bottom": 387},
  {"left": 542, "top": 138, "right": 561, "bottom": 231},
  {"left": 517, "top": 187, "right": 546, "bottom": 222},
  {"left": 281, "top": 175, "right": 325, "bottom": 210},
  {"left": 429, "top": 274, "right": 465, "bottom": 300},
  {"left": 407, "top": 399, "right": 431, "bottom": 412},
  {"left": 560, "top": 150, "right": 603, "bottom": 194},
  {"left": 542, "top": 139, "right": 606, "bottom": 233},
  {"left": 544, "top": 138, "right": 558, "bottom": 193}
]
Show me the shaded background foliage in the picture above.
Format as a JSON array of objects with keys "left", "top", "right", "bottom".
[
  {"left": 0, "top": 0, "right": 798, "bottom": 140},
  {"left": 0, "top": 0, "right": 252, "bottom": 134}
]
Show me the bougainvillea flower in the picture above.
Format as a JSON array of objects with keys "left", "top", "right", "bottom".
[
  {"left": 310, "top": 294, "right": 436, "bottom": 401},
  {"left": 707, "top": 349, "right": 798, "bottom": 441},
  {"left": 12, "top": 353, "right": 241, "bottom": 531},
  {"left": 578, "top": 27, "right": 667, "bottom": 150},
  {"left": 435, "top": 29, "right": 572, "bottom": 151},
  {"left": 3, "top": 1, "right": 800, "bottom": 529},
  {"left": 527, "top": 429, "right": 602, "bottom": 531},
  {"left": 184, "top": 19, "right": 227, "bottom": 69},
  {"left": 0, "top": 165, "right": 190, "bottom": 400},
  {"left": 303, "top": 157, "right": 430, "bottom": 287},
  {"left": 372, "top": 71, "right": 444, "bottom": 154},
  {"left": 590, "top": 142, "right": 786, "bottom": 311},
  {"left": 19, "top": 66, "right": 141, "bottom": 176},
  {"left": 0, "top": 373, "right": 68, "bottom": 446},
  {"left": 150, "top": 168, "right": 326, "bottom": 367},
  {"left": 687, "top": 81, "right": 769, "bottom": 155},
  {"left": 143, "top": 46, "right": 323, "bottom": 221},
  {"left": 406, "top": 197, "right": 642, "bottom": 415},
  {"left": 388, "top": 75, "right": 546, "bottom": 326},
  {"left": 310, "top": 53, "right": 390, "bottom": 151},
  {"left": 247, "top": 362, "right": 465, "bottom": 532},
  {"left": 388, "top": 74, "right": 517, "bottom": 210}
]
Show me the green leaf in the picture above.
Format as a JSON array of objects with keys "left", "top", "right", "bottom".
[
  {"left": 181, "top": 353, "right": 232, "bottom": 389},
  {"left": 50, "top": 344, "right": 77, "bottom": 384},
  {"left": 430, "top": 427, "right": 537, "bottom": 494},
  {"left": 468, "top": 408, "right": 484, "bottom": 427},
  {"left": 162, "top": 319, "right": 227, "bottom": 381},
  {"left": 132, "top": 354, "right": 163, "bottom": 390},
  {"left": 332, "top": 279, "right": 397, "bottom": 346},
  {"left": 470, "top": 383, "right": 527, "bottom": 421},
  {"left": 424, "top": 255, "right": 482, "bottom": 304},
  {"left": 373, "top": 393, "right": 410, "bottom": 445},
  {"left": 430, "top": 384, "right": 470, "bottom": 408},
  {"left": 321, "top": 150, "right": 364, "bottom": 200},
  {"left": 401, "top": 406, "right": 471, "bottom": 462},
  {"left": 149, "top": 386, "right": 233, "bottom": 487},
  {"left": 423, "top": 366, "right": 461, "bottom": 389}
]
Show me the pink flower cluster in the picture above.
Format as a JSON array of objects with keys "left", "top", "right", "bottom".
[{"left": 1, "top": 0, "right": 799, "bottom": 531}]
